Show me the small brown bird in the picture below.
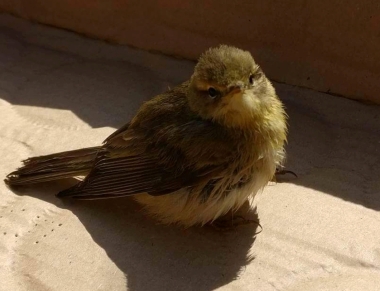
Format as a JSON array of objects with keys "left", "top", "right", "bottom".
[{"left": 5, "top": 45, "right": 288, "bottom": 227}]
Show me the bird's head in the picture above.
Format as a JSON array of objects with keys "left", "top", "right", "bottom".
[{"left": 188, "top": 45, "right": 282, "bottom": 129}]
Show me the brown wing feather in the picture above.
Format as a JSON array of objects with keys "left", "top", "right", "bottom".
[
  {"left": 57, "top": 82, "right": 233, "bottom": 199},
  {"left": 57, "top": 148, "right": 224, "bottom": 199},
  {"left": 103, "top": 122, "right": 130, "bottom": 144}
]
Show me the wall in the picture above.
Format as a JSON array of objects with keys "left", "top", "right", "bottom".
[{"left": 1, "top": 0, "right": 379, "bottom": 104}]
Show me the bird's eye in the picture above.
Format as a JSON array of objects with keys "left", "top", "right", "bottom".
[
  {"left": 249, "top": 74, "right": 254, "bottom": 85},
  {"left": 208, "top": 87, "right": 218, "bottom": 98}
]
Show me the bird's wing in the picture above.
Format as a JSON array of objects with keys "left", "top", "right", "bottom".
[
  {"left": 57, "top": 119, "right": 232, "bottom": 200},
  {"left": 102, "top": 122, "right": 130, "bottom": 144}
]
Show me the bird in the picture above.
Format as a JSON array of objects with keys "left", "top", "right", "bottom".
[{"left": 5, "top": 45, "right": 289, "bottom": 227}]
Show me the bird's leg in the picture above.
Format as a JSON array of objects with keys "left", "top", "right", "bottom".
[
  {"left": 209, "top": 207, "right": 262, "bottom": 232},
  {"left": 211, "top": 216, "right": 261, "bottom": 230}
]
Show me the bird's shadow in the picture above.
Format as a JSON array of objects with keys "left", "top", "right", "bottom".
[{"left": 12, "top": 182, "right": 259, "bottom": 291}]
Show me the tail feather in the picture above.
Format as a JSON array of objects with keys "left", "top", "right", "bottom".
[
  {"left": 57, "top": 183, "right": 87, "bottom": 198},
  {"left": 5, "top": 146, "right": 100, "bottom": 186}
]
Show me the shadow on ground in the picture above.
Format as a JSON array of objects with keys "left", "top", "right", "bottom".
[
  {"left": 12, "top": 182, "right": 259, "bottom": 291},
  {"left": 0, "top": 25, "right": 193, "bottom": 129},
  {"left": 279, "top": 84, "right": 380, "bottom": 210}
]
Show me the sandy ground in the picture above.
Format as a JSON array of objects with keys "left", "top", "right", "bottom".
[{"left": 0, "top": 14, "right": 379, "bottom": 291}]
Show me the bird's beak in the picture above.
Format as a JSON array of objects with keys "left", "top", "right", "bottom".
[
  {"left": 229, "top": 83, "right": 244, "bottom": 96},
  {"left": 230, "top": 87, "right": 241, "bottom": 95}
]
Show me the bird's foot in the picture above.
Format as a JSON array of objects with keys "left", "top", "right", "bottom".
[
  {"left": 272, "top": 167, "right": 297, "bottom": 182},
  {"left": 210, "top": 216, "right": 262, "bottom": 232}
]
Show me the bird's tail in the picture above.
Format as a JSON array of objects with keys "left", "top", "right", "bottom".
[{"left": 4, "top": 146, "right": 101, "bottom": 186}]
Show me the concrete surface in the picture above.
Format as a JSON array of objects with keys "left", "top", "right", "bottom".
[
  {"left": 0, "top": 2, "right": 380, "bottom": 104},
  {"left": 1, "top": 15, "right": 380, "bottom": 291}
]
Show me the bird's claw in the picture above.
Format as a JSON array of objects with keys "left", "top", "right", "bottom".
[{"left": 275, "top": 169, "right": 298, "bottom": 178}]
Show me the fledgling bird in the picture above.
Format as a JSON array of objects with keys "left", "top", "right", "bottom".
[{"left": 5, "top": 45, "right": 288, "bottom": 227}]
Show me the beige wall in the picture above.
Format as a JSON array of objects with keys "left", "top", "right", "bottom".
[{"left": 1, "top": 0, "right": 379, "bottom": 104}]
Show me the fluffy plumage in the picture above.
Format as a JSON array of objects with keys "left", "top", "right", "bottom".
[{"left": 5, "top": 45, "right": 287, "bottom": 227}]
